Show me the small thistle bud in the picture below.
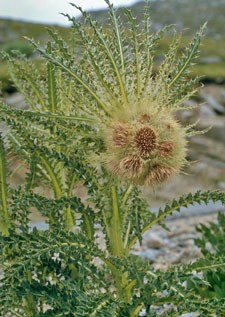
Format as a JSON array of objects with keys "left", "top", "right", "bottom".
[
  {"left": 138, "top": 113, "right": 151, "bottom": 123},
  {"left": 119, "top": 155, "right": 143, "bottom": 177},
  {"left": 165, "top": 123, "right": 172, "bottom": 130},
  {"left": 158, "top": 140, "right": 174, "bottom": 157},
  {"left": 134, "top": 126, "right": 157, "bottom": 158},
  {"left": 112, "top": 124, "right": 129, "bottom": 147},
  {"left": 145, "top": 165, "right": 174, "bottom": 186}
]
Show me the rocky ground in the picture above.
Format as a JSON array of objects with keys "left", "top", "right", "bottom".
[
  {"left": 132, "top": 212, "right": 217, "bottom": 269},
  {"left": 133, "top": 214, "right": 219, "bottom": 317}
]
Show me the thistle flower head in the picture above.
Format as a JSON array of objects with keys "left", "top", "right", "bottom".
[{"left": 103, "top": 103, "right": 187, "bottom": 186}]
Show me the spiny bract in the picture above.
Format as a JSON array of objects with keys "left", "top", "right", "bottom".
[{"left": 32, "top": 0, "right": 205, "bottom": 186}]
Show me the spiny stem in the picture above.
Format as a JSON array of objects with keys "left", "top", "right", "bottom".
[{"left": 109, "top": 185, "right": 124, "bottom": 256}]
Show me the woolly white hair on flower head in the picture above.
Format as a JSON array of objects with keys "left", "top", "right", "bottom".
[{"left": 103, "top": 102, "right": 187, "bottom": 186}]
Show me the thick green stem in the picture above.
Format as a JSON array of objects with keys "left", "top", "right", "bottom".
[
  {"left": 104, "top": 186, "right": 137, "bottom": 307},
  {"left": 82, "top": 213, "right": 94, "bottom": 240},
  {"left": 65, "top": 206, "right": 74, "bottom": 230},
  {"left": 109, "top": 185, "right": 124, "bottom": 256},
  {"left": 65, "top": 173, "right": 78, "bottom": 230},
  {"left": 100, "top": 185, "right": 137, "bottom": 307}
]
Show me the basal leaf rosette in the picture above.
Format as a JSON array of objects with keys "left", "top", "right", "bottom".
[{"left": 103, "top": 100, "right": 187, "bottom": 186}]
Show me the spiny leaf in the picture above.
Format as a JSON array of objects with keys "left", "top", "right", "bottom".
[
  {"left": 168, "top": 23, "right": 206, "bottom": 88},
  {"left": 47, "top": 28, "right": 73, "bottom": 62},
  {"left": 125, "top": 9, "right": 141, "bottom": 98},
  {"left": 0, "top": 135, "right": 10, "bottom": 236},
  {"left": 2, "top": 52, "right": 47, "bottom": 110},
  {"left": 25, "top": 37, "right": 112, "bottom": 117},
  {"left": 47, "top": 41, "right": 58, "bottom": 113},
  {"left": 105, "top": 0, "right": 126, "bottom": 76},
  {"left": 70, "top": 3, "right": 129, "bottom": 107},
  {"left": 128, "top": 190, "right": 225, "bottom": 249}
]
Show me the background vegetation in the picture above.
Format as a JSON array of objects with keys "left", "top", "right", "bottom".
[{"left": 0, "top": 0, "right": 225, "bottom": 93}]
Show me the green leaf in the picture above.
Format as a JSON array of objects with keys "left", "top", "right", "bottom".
[
  {"left": 168, "top": 23, "right": 206, "bottom": 88},
  {"left": 0, "top": 135, "right": 10, "bottom": 236},
  {"left": 47, "top": 41, "right": 58, "bottom": 113},
  {"left": 26, "top": 37, "right": 112, "bottom": 117},
  {"left": 129, "top": 190, "right": 225, "bottom": 250}
]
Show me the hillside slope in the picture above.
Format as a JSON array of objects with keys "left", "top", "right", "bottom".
[
  {"left": 0, "top": 0, "right": 224, "bottom": 90},
  {"left": 87, "top": 0, "right": 225, "bottom": 38},
  {"left": 79, "top": 0, "right": 225, "bottom": 80}
]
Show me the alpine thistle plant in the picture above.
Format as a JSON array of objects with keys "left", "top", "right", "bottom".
[
  {"left": 2, "top": 1, "right": 224, "bottom": 317},
  {"left": 28, "top": 0, "right": 205, "bottom": 187}
]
